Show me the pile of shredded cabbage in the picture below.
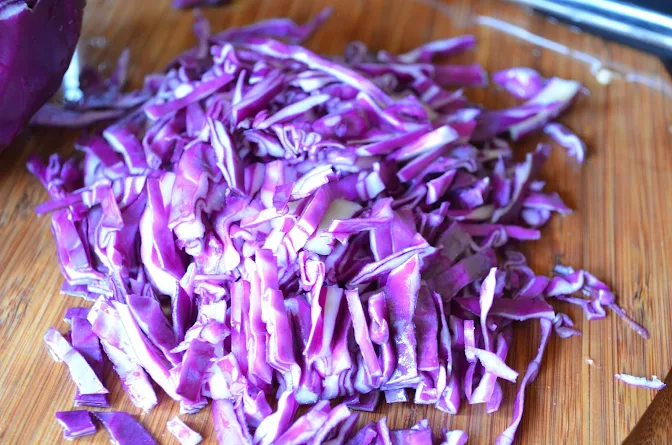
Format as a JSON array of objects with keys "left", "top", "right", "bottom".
[{"left": 34, "top": 9, "right": 651, "bottom": 445}]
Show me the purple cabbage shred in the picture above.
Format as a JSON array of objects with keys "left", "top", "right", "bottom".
[
  {"left": 55, "top": 410, "right": 96, "bottom": 440},
  {"left": 32, "top": 8, "right": 650, "bottom": 445}
]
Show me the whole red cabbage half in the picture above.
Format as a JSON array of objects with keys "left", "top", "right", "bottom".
[{"left": 0, "top": 0, "right": 86, "bottom": 150}]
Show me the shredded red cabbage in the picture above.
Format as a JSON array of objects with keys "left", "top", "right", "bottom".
[
  {"left": 34, "top": 9, "right": 651, "bottom": 445},
  {"left": 167, "top": 416, "right": 203, "bottom": 445},
  {"left": 55, "top": 410, "right": 96, "bottom": 440},
  {"left": 172, "top": 0, "right": 231, "bottom": 9},
  {"left": 43, "top": 327, "right": 108, "bottom": 397},
  {"left": 93, "top": 411, "right": 157, "bottom": 444},
  {"left": 615, "top": 374, "right": 666, "bottom": 390}
]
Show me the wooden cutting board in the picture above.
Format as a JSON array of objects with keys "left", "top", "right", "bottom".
[{"left": 1, "top": 0, "right": 671, "bottom": 443}]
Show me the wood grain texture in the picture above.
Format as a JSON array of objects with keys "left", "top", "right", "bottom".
[{"left": 1, "top": 0, "right": 671, "bottom": 443}]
